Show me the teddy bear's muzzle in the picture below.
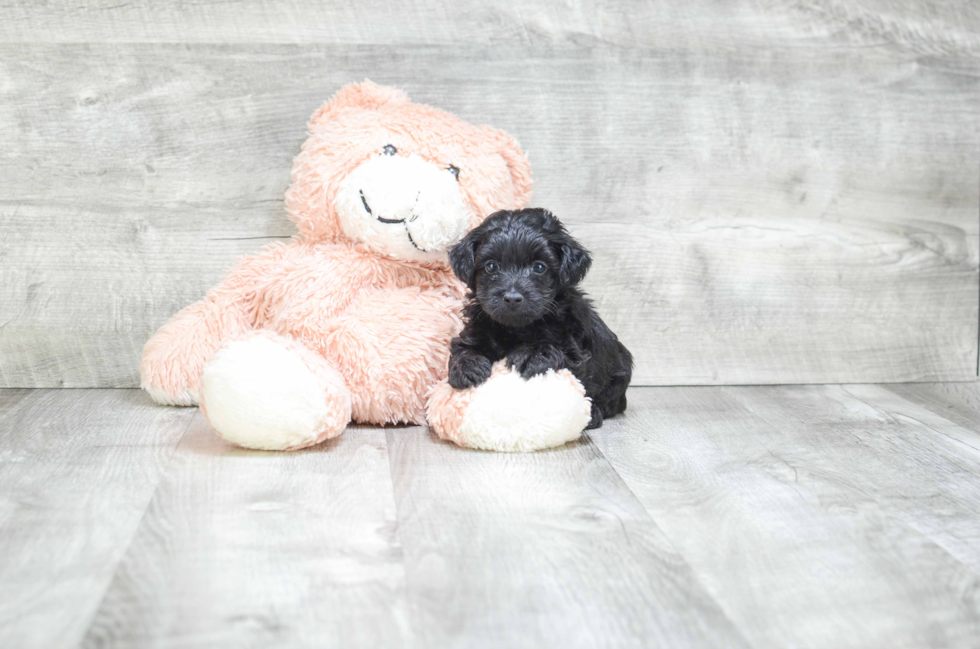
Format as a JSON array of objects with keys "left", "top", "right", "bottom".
[{"left": 335, "top": 153, "right": 473, "bottom": 262}]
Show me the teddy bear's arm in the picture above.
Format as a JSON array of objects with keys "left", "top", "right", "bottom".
[{"left": 139, "top": 245, "right": 286, "bottom": 405}]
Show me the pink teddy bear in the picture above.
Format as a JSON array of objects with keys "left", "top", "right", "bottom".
[{"left": 141, "top": 81, "right": 590, "bottom": 452}]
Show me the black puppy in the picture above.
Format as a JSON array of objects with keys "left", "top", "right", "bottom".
[{"left": 447, "top": 208, "right": 633, "bottom": 429}]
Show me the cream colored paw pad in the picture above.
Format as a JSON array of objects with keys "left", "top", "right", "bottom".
[{"left": 200, "top": 335, "right": 347, "bottom": 451}]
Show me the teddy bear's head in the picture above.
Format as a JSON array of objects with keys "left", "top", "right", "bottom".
[{"left": 285, "top": 81, "right": 533, "bottom": 264}]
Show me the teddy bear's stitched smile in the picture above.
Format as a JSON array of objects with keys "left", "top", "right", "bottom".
[{"left": 358, "top": 190, "right": 427, "bottom": 251}]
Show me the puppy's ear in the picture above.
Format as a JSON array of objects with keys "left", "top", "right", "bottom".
[
  {"left": 539, "top": 210, "right": 591, "bottom": 286},
  {"left": 557, "top": 236, "right": 592, "bottom": 287},
  {"left": 449, "top": 229, "right": 481, "bottom": 288}
]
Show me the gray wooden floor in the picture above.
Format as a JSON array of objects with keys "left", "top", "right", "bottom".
[{"left": 2, "top": 384, "right": 980, "bottom": 648}]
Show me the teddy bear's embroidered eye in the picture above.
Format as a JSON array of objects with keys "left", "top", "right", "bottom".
[
  {"left": 383, "top": 144, "right": 397, "bottom": 156},
  {"left": 484, "top": 261, "right": 499, "bottom": 274},
  {"left": 532, "top": 262, "right": 547, "bottom": 274},
  {"left": 447, "top": 165, "right": 460, "bottom": 180}
]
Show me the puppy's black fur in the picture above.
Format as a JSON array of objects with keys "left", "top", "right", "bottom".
[{"left": 447, "top": 208, "right": 633, "bottom": 429}]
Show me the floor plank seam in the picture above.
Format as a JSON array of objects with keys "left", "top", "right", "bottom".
[
  {"left": 579, "top": 430, "right": 762, "bottom": 649},
  {"left": 855, "top": 386, "right": 980, "bottom": 457},
  {"left": 729, "top": 386, "right": 980, "bottom": 583},
  {"left": 381, "top": 427, "right": 420, "bottom": 646},
  {"left": 73, "top": 407, "right": 200, "bottom": 647}
]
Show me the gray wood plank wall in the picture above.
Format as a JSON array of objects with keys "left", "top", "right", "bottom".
[{"left": 1, "top": 1, "right": 978, "bottom": 387}]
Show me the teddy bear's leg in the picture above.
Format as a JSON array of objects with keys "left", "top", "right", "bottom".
[
  {"left": 198, "top": 330, "right": 351, "bottom": 451},
  {"left": 426, "top": 361, "right": 592, "bottom": 452},
  {"left": 140, "top": 297, "right": 251, "bottom": 406},
  {"left": 290, "top": 288, "right": 461, "bottom": 427}
]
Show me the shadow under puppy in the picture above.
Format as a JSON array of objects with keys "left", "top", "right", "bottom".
[{"left": 448, "top": 208, "right": 633, "bottom": 429}]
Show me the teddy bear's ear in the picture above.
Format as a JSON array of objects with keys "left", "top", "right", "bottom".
[
  {"left": 484, "top": 126, "right": 533, "bottom": 207},
  {"left": 308, "top": 80, "right": 411, "bottom": 131}
]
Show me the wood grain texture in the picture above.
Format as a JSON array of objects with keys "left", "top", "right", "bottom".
[
  {"left": 885, "top": 381, "right": 980, "bottom": 434},
  {"left": 740, "top": 383, "right": 980, "bottom": 571},
  {"left": 385, "top": 426, "right": 749, "bottom": 648},
  {"left": 1, "top": 0, "right": 978, "bottom": 51},
  {"left": 5, "top": 385, "right": 980, "bottom": 646},
  {"left": 1, "top": 4, "right": 978, "bottom": 388},
  {"left": 589, "top": 386, "right": 980, "bottom": 648},
  {"left": 0, "top": 389, "right": 193, "bottom": 649},
  {"left": 81, "top": 417, "right": 410, "bottom": 649}
]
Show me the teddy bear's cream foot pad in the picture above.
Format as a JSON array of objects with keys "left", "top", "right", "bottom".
[
  {"left": 199, "top": 331, "right": 352, "bottom": 451},
  {"left": 427, "top": 361, "right": 592, "bottom": 452}
]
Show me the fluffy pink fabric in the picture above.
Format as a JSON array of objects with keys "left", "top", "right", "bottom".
[
  {"left": 424, "top": 362, "right": 490, "bottom": 446},
  {"left": 140, "top": 81, "right": 532, "bottom": 439}
]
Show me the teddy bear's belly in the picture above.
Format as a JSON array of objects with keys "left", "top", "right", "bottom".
[{"left": 273, "top": 286, "right": 463, "bottom": 425}]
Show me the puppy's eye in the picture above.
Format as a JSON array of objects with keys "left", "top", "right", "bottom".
[
  {"left": 531, "top": 262, "right": 547, "bottom": 274},
  {"left": 383, "top": 144, "right": 397, "bottom": 156},
  {"left": 484, "top": 261, "right": 499, "bottom": 274},
  {"left": 447, "top": 165, "right": 460, "bottom": 180}
]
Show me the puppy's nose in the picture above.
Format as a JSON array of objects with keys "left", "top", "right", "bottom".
[{"left": 503, "top": 290, "right": 524, "bottom": 305}]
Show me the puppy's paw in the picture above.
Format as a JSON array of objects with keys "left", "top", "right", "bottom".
[
  {"left": 505, "top": 346, "right": 533, "bottom": 375},
  {"left": 449, "top": 354, "right": 493, "bottom": 390},
  {"left": 507, "top": 345, "right": 564, "bottom": 380},
  {"left": 586, "top": 404, "right": 604, "bottom": 430}
]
